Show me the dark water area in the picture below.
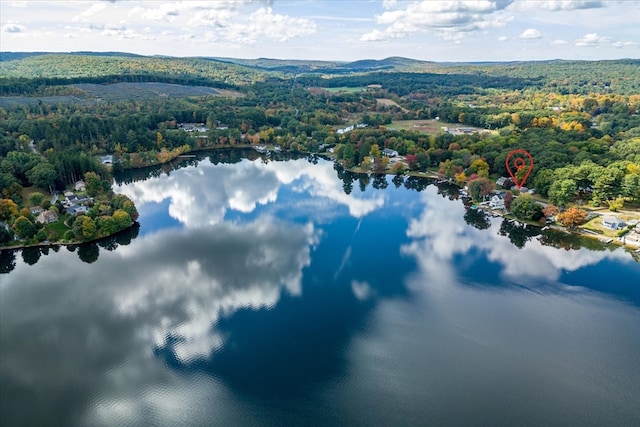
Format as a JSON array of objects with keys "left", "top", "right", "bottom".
[{"left": 2, "top": 152, "right": 639, "bottom": 426}]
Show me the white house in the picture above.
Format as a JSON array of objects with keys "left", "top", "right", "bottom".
[
  {"left": 382, "top": 148, "right": 399, "bottom": 157},
  {"left": 30, "top": 206, "right": 44, "bottom": 215},
  {"left": 496, "top": 177, "right": 514, "bottom": 188},
  {"left": 36, "top": 210, "right": 58, "bottom": 224},
  {"left": 101, "top": 155, "right": 113, "bottom": 165},
  {"left": 490, "top": 193, "right": 505, "bottom": 210},
  {"left": 602, "top": 216, "right": 625, "bottom": 230},
  {"left": 66, "top": 205, "right": 89, "bottom": 215},
  {"left": 336, "top": 125, "right": 355, "bottom": 135}
]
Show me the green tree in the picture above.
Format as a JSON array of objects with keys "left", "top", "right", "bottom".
[
  {"left": 548, "top": 179, "right": 577, "bottom": 207},
  {"left": 26, "top": 162, "right": 57, "bottom": 191},
  {"left": 369, "top": 144, "right": 381, "bottom": 159},
  {"left": 37, "top": 229, "right": 47, "bottom": 242},
  {"left": 0, "top": 199, "right": 19, "bottom": 222},
  {"left": 342, "top": 144, "right": 357, "bottom": 168},
  {"left": 533, "top": 169, "right": 555, "bottom": 197},
  {"left": 468, "top": 178, "right": 495, "bottom": 202},
  {"left": 469, "top": 158, "right": 490, "bottom": 178},
  {"left": 416, "top": 151, "right": 431, "bottom": 171},
  {"left": 622, "top": 173, "right": 640, "bottom": 201},
  {"left": 13, "top": 216, "right": 36, "bottom": 239},
  {"left": 84, "top": 171, "right": 103, "bottom": 197},
  {"left": 113, "top": 209, "right": 132, "bottom": 230},
  {"left": 29, "top": 192, "right": 45, "bottom": 206},
  {"left": 73, "top": 215, "right": 96, "bottom": 240},
  {"left": 510, "top": 194, "right": 543, "bottom": 221},
  {"left": 0, "top": 226, "right": 12, "bottom": 245},
  {"left": 97, "top": 215, "right": 118, "bottom": 236},
  {"left": 592, "top": 166, "right": 624, "bottom": 204}
]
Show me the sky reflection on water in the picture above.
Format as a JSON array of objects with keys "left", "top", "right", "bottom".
[{"left": 1, "top": 154, "right": 639, "bottom": 426}]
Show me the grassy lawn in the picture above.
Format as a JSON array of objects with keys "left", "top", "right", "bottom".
[
  {"left": 45, "top": 220, "right": 69, "bottom": 239},
  {"left": 581, "top": 212, "right": 640, "bottom": 238}
]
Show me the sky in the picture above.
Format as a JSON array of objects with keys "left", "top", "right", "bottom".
[{"left": 1, "top": 1, "right": 638, "bottom": 62}]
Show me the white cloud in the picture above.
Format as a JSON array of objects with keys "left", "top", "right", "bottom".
[
  {"left": 520, "top": 28, "right": 543, "bottom": 39},
  {"left": 361, "top": 29, "right": 388, "bottom": 42},
  {"left": 551, "top": 39, "right": 569, "bottom": 45},
  {"left": 361, "top": 0, "right": 514, "bottom": 42},
  {"left": 521, "top": 0, "right": 604, "bottom": 11},
  {"left": 81, "top": 3, "right": 106, "bottom": 18},
  {"left": 498, "top": 35, "right": 508, "bottom": 42},
  {"left": 2, "top": 22, "right": 26, "bottom": 33},
  {"left": 382, "top": 0, "right": 398, "bottom": 9},
  {"left": 245, "top": 7, "right": 316, "bottom": 42},
  {"left": 138, "top": 3, "right": 182, "bottom": 22},
  {"left": 0, "top": 0, "right": 636, "bottom": 61},
  {"left": 575, "top": 32, "right": 611, "bottom": 47},
  {"left": 193, "top": 7, "right": 316, "bottom": 44},
  {"left": 612, "top": 41, "right": 637, "bottom": 48}
]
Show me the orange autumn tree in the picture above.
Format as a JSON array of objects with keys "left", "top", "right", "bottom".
[{"left": 556, "top": 207, "right": 588, "bottom": 228}]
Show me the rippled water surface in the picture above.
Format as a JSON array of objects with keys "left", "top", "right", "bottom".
[{"left": 2, "top": 152, "right": 639, "bottom": 426}]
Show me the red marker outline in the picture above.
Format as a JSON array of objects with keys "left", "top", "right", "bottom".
[{"left": 505, "top": 149, "right": 534, "bottom": 189}]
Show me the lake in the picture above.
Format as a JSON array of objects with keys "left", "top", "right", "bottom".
[{"left": 2, "top": 151, "right": 639, "bottom": 426}]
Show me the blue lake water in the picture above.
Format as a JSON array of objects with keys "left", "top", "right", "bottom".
[{"left": 1, "top": 152, "right": 640, "bottom": 426}]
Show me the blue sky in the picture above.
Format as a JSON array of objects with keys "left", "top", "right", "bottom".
[{"left": 1, "top": 1, "right": 638, "bottom": 61}]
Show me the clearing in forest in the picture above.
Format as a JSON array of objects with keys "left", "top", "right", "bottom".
[{"left": 376, "top": 98, "right": 408, "bottom": 112}]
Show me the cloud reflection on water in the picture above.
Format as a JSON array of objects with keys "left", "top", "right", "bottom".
[
  {"left": 402, "top": 186, "right": 632, "bottom": 285},
  {"left": 0, "top": 215, "right": 318, "bottom": 425},
  {"left": 117, "top": 158, "right": 384, "bottom": 228}
]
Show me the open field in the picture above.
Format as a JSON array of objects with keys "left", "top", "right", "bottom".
[
  {"left": 386, "top": 119, "right": 452, "bottom": 134},
  {"left": 387, "top": 119, "right": 498, "bottom": 136},
  {"left": 376, "top": 98, "right": 408, "bottom": 112},
  {"left": 45, "top": 220, "right": 69, "bottom": 238}
]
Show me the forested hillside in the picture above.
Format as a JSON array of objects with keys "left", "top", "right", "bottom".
[
  {"left": 1, "top": 53, "right": 639, "bottom": 216},
  {"left": 0, "top": 53, "right": 274, "bottom": 95}
]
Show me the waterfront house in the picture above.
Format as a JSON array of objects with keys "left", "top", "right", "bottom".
[
  {"left": 496, "top": 177, "right": 514, "bottom": 188},
  {"left": 36, "top": 210, "right": 59, "bottom": 224},
  {"left": 602, "top": 216, "right": 624, "bottom": 230},
  {"left": 490, "top": 193, "right": 506, "bottom": 210}
]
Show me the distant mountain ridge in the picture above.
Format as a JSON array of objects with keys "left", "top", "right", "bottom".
[
  {"left": 0, "top": 51, "right": 145, "bottom": 62},
  {"left": 1, "top": 52, "right": 638, "bottom": 96}
]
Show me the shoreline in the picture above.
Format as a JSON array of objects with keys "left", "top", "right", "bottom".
[
  {"left": 0, "top": 222, "right": 139, "bottom": 252},
  {"left": 476, "top": 204, "right": 640, "bottom": 250},
  {"left": 117, "top": 144, "right": 256, "bottom": 171}
]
